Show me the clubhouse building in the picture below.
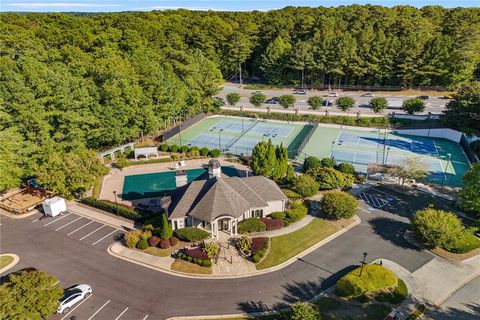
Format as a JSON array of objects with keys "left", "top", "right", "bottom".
[{"left": 163, "top": 159, "right": 287, "bottom": 238}]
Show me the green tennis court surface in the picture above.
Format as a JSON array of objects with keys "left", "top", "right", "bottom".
[
  {"left": 166, "top": 116, "right": 312, "bottom": 157},
  {"left": 301, "top": 125, "right": 470, "bottom": 187},
  {"left": 122, "top": 167, "right": 241, "bottom": 200}
]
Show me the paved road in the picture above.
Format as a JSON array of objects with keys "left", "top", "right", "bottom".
[
  {"left": 219, "top": 83, "right": 450, "bottom": 116},
  {"left": 426, "top": 276, "right": 480, "bottom": 320},
  {"left": 1, "top": 186, "right": 442, "bottom": 319}
]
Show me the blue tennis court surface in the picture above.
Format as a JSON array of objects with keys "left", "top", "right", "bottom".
[{"left": 210, "top": 119, "right": 252, "bottom": 133}]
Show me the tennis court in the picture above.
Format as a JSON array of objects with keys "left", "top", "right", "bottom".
[
  {"left": 166, "top": 116, "right": 312, "bottom": 156},
  {"left": 301, "top": 125, "right": 470, "bottom": 187}
]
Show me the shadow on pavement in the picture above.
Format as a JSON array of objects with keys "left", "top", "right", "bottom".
[{"left": 369, "top": 217, "right": 420, "bottom": 250}]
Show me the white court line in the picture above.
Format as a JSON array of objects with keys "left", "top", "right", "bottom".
[
  {"left": 114, "top": 307, "right": 129, "bottom": 320},
  {"left": 67, "top": 220, "right": 94, "bottom": 236},
  {"left": 55, "top": 217, "right": 82, "bottom": 231},
  {"left": 87, "top": 299, "right": 110, "bottom": 320},
  {"left": 79, "top": 225, "right": 105, "bottom": 241},
  {"left": 32, "top": 218, "right": 39, "bottom": 222},
  {"left": 43, "top": 213, "right": 71, "bottom": 226},
  {"left": 91, "top": 229, "right": 119, "bottom": 246},
  {"left": 60, "top": 294, "right": 93, "bottom": 320},
  {"left": 142, "top": 315, "right": 149, "bottom": 320}
]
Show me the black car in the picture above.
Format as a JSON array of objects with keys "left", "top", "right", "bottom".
[
  {"left": 265, "top": 97, "right": 280, "bottom": 104},
  {"left": 323, "top": 100, "right": 334, "bottom": 107},
  {"left": 418, "top": 95, "right": 429, "bottom": 100}
]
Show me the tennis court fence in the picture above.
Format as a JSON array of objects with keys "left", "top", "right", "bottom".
[
  {"left": 295, "top": 123, "right": 318, "bottom": 158},
  {"left": 460, "top": 134, "right": 479, "bottom": 164},
  {"left": 161, "top": 113, "right": 206, "bottom": 142}
]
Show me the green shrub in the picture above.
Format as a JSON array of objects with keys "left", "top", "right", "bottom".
[
  {"left": 169, "top": 236, "right": 179, "bottom": 246},
  {"left": 336, "top": 162, "right": 356, "bottom": 175},
  {"left": 81, "top": 197, "right": 140, "bottom": 220},
  {"left": 209, "top": 149, "right": 221, "bottom": 158},
  {"left": 307, "top": 167, "right": 354, "bottom": 190},
  {"left": 252, "top": 238, "right": 269, "bottom": 263},
  {"left": 170, "top": 144, "right": 179, "bottom": 153},
  {"left": 291, "top": 174, "right": 319, "bottom": 197},
  {"left": 411, "top": 208, "right": 464, "bottom": 251},
  {"left": 180, "top": 145, "right": 189, "bottom": 153},
  {"left": 203, "top": 242, "right": 220, "bottom": 259},
  {"left": 282, "top": 188, "right": 303, "bottom": 200},
  {"left": 284, "top": 219, "right": 291, "bottom": 227},
  {"left": 124, "top": 229, "right": 142, "bottom": 248},
  {"left": 269, "top": 211, "right": 286, "bottom": 220},
  {"left": 303, "top": 156, "right": 321, "bottom": 172},
  {"left": 336, "top": 265, "right": 398, "bottom": 298},
  {"left": 285, "top": 202, "right": 309, "bottom": 222},
  {"left": 200, "top": 147, "right": 209, "bottom": 157},
  {"left": 140, "top": 230, "right": 152, "bottom": 240},
  {"left": 159, "top": 213, "right": 173, "bottom": 240},
  {"left": 238, "top": 218, "right": 267, "bottom": 234},
  {"left": 136, "top": 238, "right": 149, "bottom": 250},
  {"left": 321, "top": 157, "right": 336, "bottom": 168},
  {"left": 321, "top": 190, "right": 358, "bottom": 220},
  {"left": 174, "top": 227, "right": 210, "bottom": 242},
  {"left": 290, "top": 302, "right": 319, "bottom": 320},
  {"left": 235, "top": 236, "right": 252, "bottom": 255},
  {"left": 160, "top": 144, "right": 169, "bottom": 152},
  {"left": 376, "top": 279, "right": 408, "bottom": 304}
]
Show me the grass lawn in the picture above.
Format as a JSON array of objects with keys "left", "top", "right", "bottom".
[
  {"left": 171, "top": 259, "right": 212, "bottom": 275},
  {"left": 0, "top": 255, "right": 14, "bottom": 269},
  {"left": 256, "top": 218, "right": 337, "bottom": 270},
  {"left": 336, "top": 265, "right": 398, "bottom": 298},
  {"left": 144, "top": 247, "right": 171, "bottom": 257},
  {"left": 455, "top": 232, "right": 480, "bottom": 253}
]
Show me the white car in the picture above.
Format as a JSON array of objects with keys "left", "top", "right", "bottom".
[
  {"left": 324, "top": 92, "right": 338, "bottom": 97},
  {"left": 57, "top": 284, "right": 92, "bottom": 314}
]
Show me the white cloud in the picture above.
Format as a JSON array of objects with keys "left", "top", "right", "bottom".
[{"left": 7, "top": 2, "right": 121, "bottom": 8}]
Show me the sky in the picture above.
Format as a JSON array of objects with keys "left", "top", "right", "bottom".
[{"left": 0, "top": 0, "right": 478, "bottom": 12}]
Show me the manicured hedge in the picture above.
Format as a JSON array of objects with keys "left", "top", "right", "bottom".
[
  {"left": 159, "top": 239, "right": 171, "bottom": 249},
  {"left": 321, "top": 190, "right": 358, "bottom": 220},
  {"left": 200, "top": 147, "right": 209, "bottom": 156},
  {"left": 81, "top": 197, "right": 141, "bottom": 220},
  {"left": 120, "top": 157, "right": 174, "bottom": 167},
  {"left": 209, "top": 149, "right": 221, "bottom": 158},
  {"left": 169, "top": 236, "right": 179, "bottom": 246},
  {"left": 281, "top": 188, "right": 303, "bottom": 200},
  {"left": 336, "top": 162, "right": 356, "bottom": 175},
  {"left": 238, "top": 218, "right": 267, "bottom": 234},
  {"left": 336, "top": 265, "right": 398, "bottom": 298},
  {"left": 136, "top": 238, "right": 149, "bottom": 250},
  {"left": 176, "top": 251, "right": 212, "bottom": 268},
  {"left": 251, "top": 237, "right": 267, "bottom": 256},
  {"left": 285, "top": 202, "right": 309, "bottom": 223},
  {"left": 174, "top": 227, "right": 210, "bottom": 242},
  {"left": 269, "top": 211, "right": 286, "bottom": 220},
  {"left": 260, "top": 218, "right": 284, "bottom": 231},
  {"left": 252, "top": 238, "right": 269, "bottom": 263},
  {"left": 148, "top": 236, "right": 161, "bottom": 247},
  {"left": 185, "top": 247, "right": 209, "bottom": 260}
]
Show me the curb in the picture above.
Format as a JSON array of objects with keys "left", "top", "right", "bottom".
[
  {"left": 67, "top": 207, "right": 133, "bottom": 231},
  {"left": 0, "top": 254, "right": 20, "bottom": 274},
  {"left": 0, "top": 208, "right": 39, "bottom": 219},
  {"left": 108, "top": 216, "right": 361, "bottom": 280}
]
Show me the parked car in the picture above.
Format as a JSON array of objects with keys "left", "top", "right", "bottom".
[
  {"left": 57, "top": 284, "right": 92, "bottom": 314},
  {"left": 251, "top": 90, "right": 263, "bottom": 95},
  {"left": 418, "top": 95, "right": 429, "bottom": 100},
  {"left": 323, "top": 100, "right": 334, "bottom": 107},
  {"left": 361, "top": 93, "right": 374, "bottom": 97},
  {"left": 293, "top": 89, "right": 307, "bottom": 95},
  {"left": 265, "top": 97, "right": 280, "bottom": 104},
  {"left": 323, "top": 92, "right": 338, "bottom": 97}
]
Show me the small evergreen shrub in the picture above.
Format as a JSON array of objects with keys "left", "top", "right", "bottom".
[
  {"left": 336, "top": 162, "right": 356, "bottom": 175},
  {"left": 252, "top": 238, "right": 269, "bottom": 263},
  {"left": 203, "top": 242, "right": 220, "bottom": 259},
  {"left": 200, "top": 147, "right": 209, "bottom": 156},
  {"left": 321, "top": 157, "right": 337, "bottom": 168},
  {"left": 281, "top": 189, "right": 303, "bottom": 200},
  {"left": 174, "top": 227, "right": 210, "bottom": 242},
  {"left": 140, "top": 230, "right": 152, "bottom": 240},
  {"left": 238, "top": 218, "right": 267, "bottom": 234},
  {"left": 251, "top": 237, "right": 267, "bottom": 256},
  {"left": 303, "top": 156, "right": 321, "bottom": 172},
  {"left": 209, "top": 149, "right": 221, "bottom": 158},
  {"left": 124, "top": 230, "right": 142, "bottom": 248},
  {"left": 269, "top": 211, "right": 286, "bottom": 220},
  {"left": 159, "top": 239, "right": 171, "bottom": 249},
  {"left": 180, "top": 145, "right": 189, "bottom": 153},
  {"left": 321, "top": 190, "right": 358, "bottom": 220},
  {"left": 260, "top": 218, "right": 284, "bottom": 230},
  {"left": 136, "top": 238, "right": 149, "bottom": 250},
  {"left": 185, "top": 248, "right": 209, "bottom": 260},
  {"left": 147, "top": 236, "right": 161, "bottom": 247},
  {"left": 170, "top": 144, "right": 179, "bottom": 153},
  {"left": 160, "top": 144, "right": 169, "bottom": 152},
  {"left": 285, "top": 202, "right": 309, "bottom": 222}
]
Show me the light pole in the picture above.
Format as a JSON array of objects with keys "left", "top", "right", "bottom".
[
  {"left": 359, "top": 252, "right": 368, "bottom": 277},
  {"left": 218, "top": 129, "right": 223, "bottom": 150},
  {"left": 384, "top": 147, "right": 391, "bottom": 165},
  {"left": 331, "top": 140, "right": 335, "bottom": 158},
  {"left": 112, "top": 190, "right": 118, "bottom": 216},
  {"left": 442, "top": 153, "right": 452, "bottom": 185}
]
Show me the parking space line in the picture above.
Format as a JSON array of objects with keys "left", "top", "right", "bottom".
[
  {"left": 114, "top": 307, "right": 129, "bottom": 320},
  {"left": 32, "top": 218, "right": 39, "bottom": 222},
  {"left": 67, "top": 220, "right": 94, "bottom": 236},
  {"left": 43, "top": 213, "right": 71, "bottom": 226},
  {"left": 142, "top": 315, "right": 149, "bottom": 320},
  {"left": 87, "top": 299, "right": 110, "bottom": 320},
  {"left": 60, "top": 294, "right": 93, "bottom": 320},
  {"left": 55, "top": 217, "right": 82, "bottom": 231},
  {"left": 52, "top": 280, "right": 60, "bottom": 286},
  {"left": 91, "top": 229, "right": 119, "bottom": 246},
  {"left": 79, "top": 225, "right": 105, "bottom": 241}
]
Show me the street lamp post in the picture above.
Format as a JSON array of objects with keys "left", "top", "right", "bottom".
[
  {"left": 218, "top": 129, "right": 223, "bottom": 150},
  {"left": 384, "top": 147, "right": 391, "bottom": 165},
  {"left": 331, "top": 140, "right": 335, "bottom": 158},
  {"left": 112, "top": 191, "right": 118, "bottom": 216},
  {"left": 442, "top": 153, "right": 452, "bottom": 185},
  {"left": 359, "top": 252, "right": 368, "bottom": 277}
]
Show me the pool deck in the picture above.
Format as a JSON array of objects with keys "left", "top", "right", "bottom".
[{"left": 99, "top": 157, "right": 250, "bottom": 207}]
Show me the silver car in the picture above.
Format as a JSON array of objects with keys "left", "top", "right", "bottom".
[{"left": 57, "top": 284, "right": 92, "bottom": 314}]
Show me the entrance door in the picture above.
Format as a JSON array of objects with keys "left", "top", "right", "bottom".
[{"left": 219, "top": 219, "right": 229, "bottom": 231}]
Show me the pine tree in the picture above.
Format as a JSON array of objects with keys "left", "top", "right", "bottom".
[{"left": 160, "top": 213, "right": 173, "bottom": 240}]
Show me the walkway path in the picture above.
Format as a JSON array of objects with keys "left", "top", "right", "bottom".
[{"left": 252, "top": 215, "right": 315, "bottom": 238}]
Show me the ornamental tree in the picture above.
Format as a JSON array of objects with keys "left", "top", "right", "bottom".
[
  {"left": 458, "top": 163, "right": 480, "bottom": 214},
  {"left": 369, "top": 97, "right": 388, "bottom": 113},
  {"left": 249, "top": 92, "right": 266, "bottom": 108},
  {"left": 226, "top": 93, "right": 241, "bottom": 106},
  {"left": 160, "top": 213, "right": 173, "bottom": 240},
  {"left": 321, "top": 190, "right": 358, "bottom": 219},
  {"left": 307, "top": 96, "right": 323, "bottom": 110},
  {"left": 0, "top": 271, "right": 63, "bottom": 320},
  {"left": 291, "top": 174, "right": 319, "bottom": 197},
  {"left": 303, "top": 156, "right": 321, "bottom": 172},
  {"left": 279, "top": 94, "right": 296, "bottom": 109},
  {"left": 402, "top": 98, "right": 426, "bottom": 114},
  {"left": 307, "top": 167, "right": 354, "bottom": 190},
  {"left": 336, "top": 96, "right": 355, "bottom": 112}
]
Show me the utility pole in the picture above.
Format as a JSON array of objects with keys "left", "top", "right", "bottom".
[{"left": 238, "top": 59, "right": 243, "bottom": 89}]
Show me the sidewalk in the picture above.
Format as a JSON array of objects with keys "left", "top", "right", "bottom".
[
  {"left": 67, "top": 201, "right": 136, "bottom": 230},
  {"left": 253, "top": 215, "right": 315, "bottom": 238}
]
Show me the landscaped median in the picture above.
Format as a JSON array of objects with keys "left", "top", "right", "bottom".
[{"left": 0, "top": 254, "right": 19, "bottom": 274}]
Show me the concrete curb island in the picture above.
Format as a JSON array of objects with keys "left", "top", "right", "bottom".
[
  {"left": 108, "top": 215, "right": 361, "bottom": 280},
  {"left": 0, "top": 254, "right": 20, "bottom": 274}
]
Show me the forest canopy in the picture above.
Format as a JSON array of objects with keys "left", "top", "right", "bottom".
[{"left": 1, "top": 5, "right": 480, "bottom": 195}]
